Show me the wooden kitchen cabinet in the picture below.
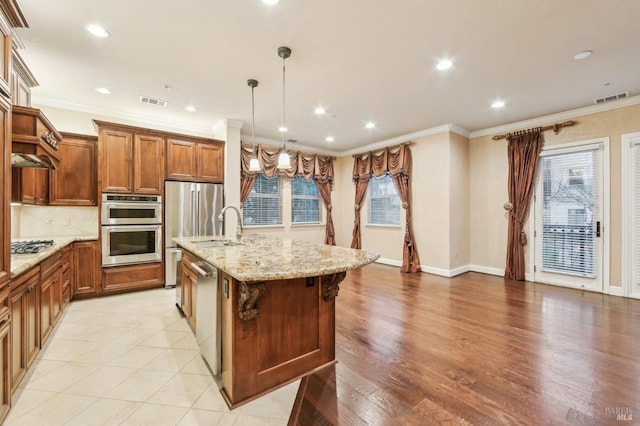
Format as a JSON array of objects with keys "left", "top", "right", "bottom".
[
  {"left": 40, "top": 251, "right": 62, "bottom": 344},
  {"left": 102, "top": 262, "right": 163, "bottom": 294},
  {"left": 73, "top": 240, "right": 99, "bottom": 296},
  {"left": 12, "top": 167, "right": 48, "bottom": 205},
  {"left": 11, "top": 49, "right": 37, "bottom": 107},
  {"left": 0, "top": 96, "right": 10, "bottom": 291},
  {"left": 49, "top": 133, "right": 98, "bottom": 206},
  {"left": 133, "top": 133, "right": 164, "bottom": 194},
  {"left": 10, "top": 266, "right": 40, "bottom": 392},
  {"left": 99, "top": 127, "right": 133, "bottom": 193},
  {"left": 166, "top": 137, "right": 224, "bottom": 183},
  {"left": 0, "top": 306, "right": 10, "bottom": 421},
  {"left": 98, "top": 122, "right": 164, "bottom": 195},
  {"left": 181, "top": 250, "right": 198, "bottom": 332},
  {"left": 61, "top": 245, "right": 72, "bottom": 306}
]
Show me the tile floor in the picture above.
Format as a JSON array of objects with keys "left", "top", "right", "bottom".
[{"left": 5, "top": 288, "right": 298, "bottom": 425}]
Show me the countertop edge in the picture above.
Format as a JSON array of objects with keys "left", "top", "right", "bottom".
[
  {"left": 176, "top": 235, "right": 380, "bottom": 282},
  {"left": 10, "top": 235, "right": 99, "bottom": 278}
]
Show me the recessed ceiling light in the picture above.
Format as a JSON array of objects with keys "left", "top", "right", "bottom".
[
  {"left": 436, "top": 59, "right": 453, "bottom": 70},
  {"left": 314, "top": 106, "right": 326, "bottom": 115},
  {"left": 491, "top": 100, "right": 505, "bottom": 109},
  {"left": 278, "top": 126, "right": 287, "bottom": 133},
  {"left": 185, "top": 105, "right": 197, "bottom": 112},
  {"left": 573, "top": 50, "right": 592, "bottom": 60},
  {"left": 325, "top": 136, "right": 334, "bottom": 142},
  {"left": 85, "top": 24, "right": 110, "bottom": 38},
  {"left": 263, "top": 0, "right": 280, "bottom": 4},
  {"left": 365, "top": 121, "right": 376, "bottom": 129},
  {"left": 95, "top": 87, "right": 111, "bottom": 95}
]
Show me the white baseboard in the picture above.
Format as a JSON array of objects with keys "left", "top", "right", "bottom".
[
  {"left": 468, "top": 265, "right": 505, "bottom": 277},
  {"left": 375, "top": 259, "right": 508, "bottom": 278},
  {"left": 607, "top": 285, "right": 624, "bottom": 296},
  {"left": 375, "top": 257, "right": 402, "bottom": 267}
]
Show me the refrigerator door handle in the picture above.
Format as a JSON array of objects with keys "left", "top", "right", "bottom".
[
  {"left": 196, "top": 184, "right": 201, "bottom": 237},
  {"left": 191, "top": 184, "right": 197, "bottom": 237}
]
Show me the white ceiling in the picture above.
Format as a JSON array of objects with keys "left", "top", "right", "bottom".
[{"left": 13, "top": 0, "right": 640, "bottom": 153}]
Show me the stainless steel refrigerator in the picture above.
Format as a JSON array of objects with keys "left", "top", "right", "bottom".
[{"left": 164, "top": 181, "right": 224, "bottom": 298}]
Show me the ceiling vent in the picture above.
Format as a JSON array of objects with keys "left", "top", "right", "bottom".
[
  {"left": 139, "top": 95, "right": 167, "bottom": 107},
  {"left": 594, "top": 91, "right": 629, "bottom": 104}
]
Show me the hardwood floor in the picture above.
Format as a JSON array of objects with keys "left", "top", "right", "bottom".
[{"left": 289, "top": 263, "right": 640, "bottom": 425}]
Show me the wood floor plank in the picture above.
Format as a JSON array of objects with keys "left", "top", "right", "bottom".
[{"left": 289, "top": 264, "right": 640, "bottom": 425}]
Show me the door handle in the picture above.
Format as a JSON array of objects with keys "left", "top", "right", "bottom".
[
  {"left": 596, "top": 221, "right": 601, "bottom": 237},
  {"left": 191, "top": 262, "right": 211, "bottom": 278}
]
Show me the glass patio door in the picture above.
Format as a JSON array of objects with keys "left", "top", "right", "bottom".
[{"left": 533, "top": 142, "right": 604, "bottom": 292}]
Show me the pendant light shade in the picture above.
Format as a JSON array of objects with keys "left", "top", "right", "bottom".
[
  {"left": 277, "top": 151, "right": 291, "bottom": 169},
  {"left": 247, "top": 78, "right": 261, "bottom": 172},
  {"left": 249, "top": 157, "right": 261, "bottom": 172},
  {"left": 276, "top": 46, "right": 292, "bottom": 170}
]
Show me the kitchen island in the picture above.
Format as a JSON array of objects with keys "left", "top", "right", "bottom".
[{"left": 175, "top": 234, "right": 379, "bottom": 408}]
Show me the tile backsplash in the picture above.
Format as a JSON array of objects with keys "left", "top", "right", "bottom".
[{"left": 12, "top": 205, "right": 99, "bottom": 238}]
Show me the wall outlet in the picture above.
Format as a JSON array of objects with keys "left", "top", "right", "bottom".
[{"left": 64, "top": 218, "right": 72, "bottom": 227}]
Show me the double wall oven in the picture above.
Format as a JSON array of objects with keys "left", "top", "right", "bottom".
[{"left": 101, "top": 194, "right": 163, "bottom": 267}]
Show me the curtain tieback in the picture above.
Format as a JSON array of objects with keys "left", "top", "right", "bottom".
[
  {"left": 520, "top": 230, "right": 527, "bottom": 245},
  {"left": 401, "top": 202, "right": 409, "bottom": 209},
  {"left": 327, "top": 204, "right": 333, "bottom": 210},
  {"left": 354, "top": 204, "right": 360, "bottom": 210}
]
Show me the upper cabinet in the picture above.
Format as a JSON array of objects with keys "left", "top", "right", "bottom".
[
  {"left": 49, "top": 133, "right": 98, "bottom": 206},
  {"left": 11, "top": 49, "right": 37, "bottom": 107},
  {"left": 166, "top": 137, "right": 224, "bottom": 183},
  {"left": 0, "top": 10, "right": 12, "bottom": 99},
  {"left": 97, "top": 122, "right": 164, "bottom": 195}
]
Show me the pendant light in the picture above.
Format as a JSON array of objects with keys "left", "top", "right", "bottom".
[
  {"left": 247, "top": 79, "right": 261, "bottom": 172},
  {"left": 276, "top": 46, "right": 292, "bottom": 170}
]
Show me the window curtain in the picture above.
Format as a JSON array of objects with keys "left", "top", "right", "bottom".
[
  {"left": 505, "top": 130, "right": 544, "bottom": 281},
  {"left": 350, "top": 155, "right": 372, "bottom": 250},
  {"left": 240, "top": 144, "right": 336, "bottom": 245},
  {"left": 351, "top": 144, "right": 421, "bottom": 273}
]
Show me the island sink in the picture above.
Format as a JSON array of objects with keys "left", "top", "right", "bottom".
[{"left": 190, "top": 239, "right": 241, "bottom": 247}]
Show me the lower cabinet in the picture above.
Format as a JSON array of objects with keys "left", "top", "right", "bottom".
[
  {"left": 0, "top": 286, "right": 11, "bottom": 421},
  {"left": 102, "top": 262, "right": 163, "bottom": 294},
  {"left": 41, "top": 269, "right": 62, "bottom": 344},
  {"left": 73, "top": 240, "right": 99, "bottom": 296},
  {"left": 40, "top": 252, "right": 62, "bottom": 345},
  {"left": 181, "top": 250, "right": 198, "bottom": 332},
  {"left": 10, "top": 267, "right": 40, "bottom": 392}
]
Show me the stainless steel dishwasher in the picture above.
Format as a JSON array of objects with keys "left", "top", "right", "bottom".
[{"left": 192, "top": 260, "right": 222, "bottom": 375}]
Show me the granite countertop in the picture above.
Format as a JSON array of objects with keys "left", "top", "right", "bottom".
[
  {"left": 11, "top": 235, "right": 99, "bottom": 278},
  {"left": 175, "top": 234, "right": 380, "bottom": 282}
]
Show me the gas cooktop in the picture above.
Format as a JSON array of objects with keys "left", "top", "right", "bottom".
[{"left": 11, "top": 240, "right": 55, "bottom": 255}]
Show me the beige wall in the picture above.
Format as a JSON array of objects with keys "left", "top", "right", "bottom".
[
  {"left": 469, "top": 103, "right": 640, "bottom": 287},
  {"left": 332, "top": 131, "right": 470, "bottom": 273}
]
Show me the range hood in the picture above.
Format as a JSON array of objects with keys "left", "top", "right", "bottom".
[{"left": 11, "top": 105, "right": 62, "bottom": 169}]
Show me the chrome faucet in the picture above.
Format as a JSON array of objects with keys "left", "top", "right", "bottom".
[{"left": 218, "top": 205, "right": 243, "bottom": 241}]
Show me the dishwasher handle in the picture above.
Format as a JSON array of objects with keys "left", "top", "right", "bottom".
[{"left": 191, "top": 262, "right": 211, "bottom": 278}]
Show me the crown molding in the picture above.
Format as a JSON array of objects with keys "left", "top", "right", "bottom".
[
  {"left": 470, "top": 94, "right": 640, "bottom": 139},
  {"left": 32, "top": 96, "right": 216, "bottom": 138},
  {"left": 340, "top": 123, "right": 470, "bottom": 157}
]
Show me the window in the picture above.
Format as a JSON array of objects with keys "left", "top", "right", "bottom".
[
  {"left": 243, "top": 174, "right": 282, "bottom": 226},
  {"left": 291, "top": 176, "right": 321, "bottom": 224},
  {"left": 367, "top": 174, "right": 401, "bottom": 226}
]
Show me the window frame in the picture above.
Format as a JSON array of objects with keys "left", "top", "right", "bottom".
[
  {"left": 291, "top": 175, "right": 322, "bottom": 225},
  {"left": 242, "top": 174, "right": 283, "bottom": 227},
  {"left": 366, "top": 174, "right": 401, "bottom": 227}
]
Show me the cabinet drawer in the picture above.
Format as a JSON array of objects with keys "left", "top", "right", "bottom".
[
  {"left": 102, "top": 263, "right": 163, "bottom": 292},
  {"left": 41, "top": 252, "right": 62, "bottom": 279}
]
